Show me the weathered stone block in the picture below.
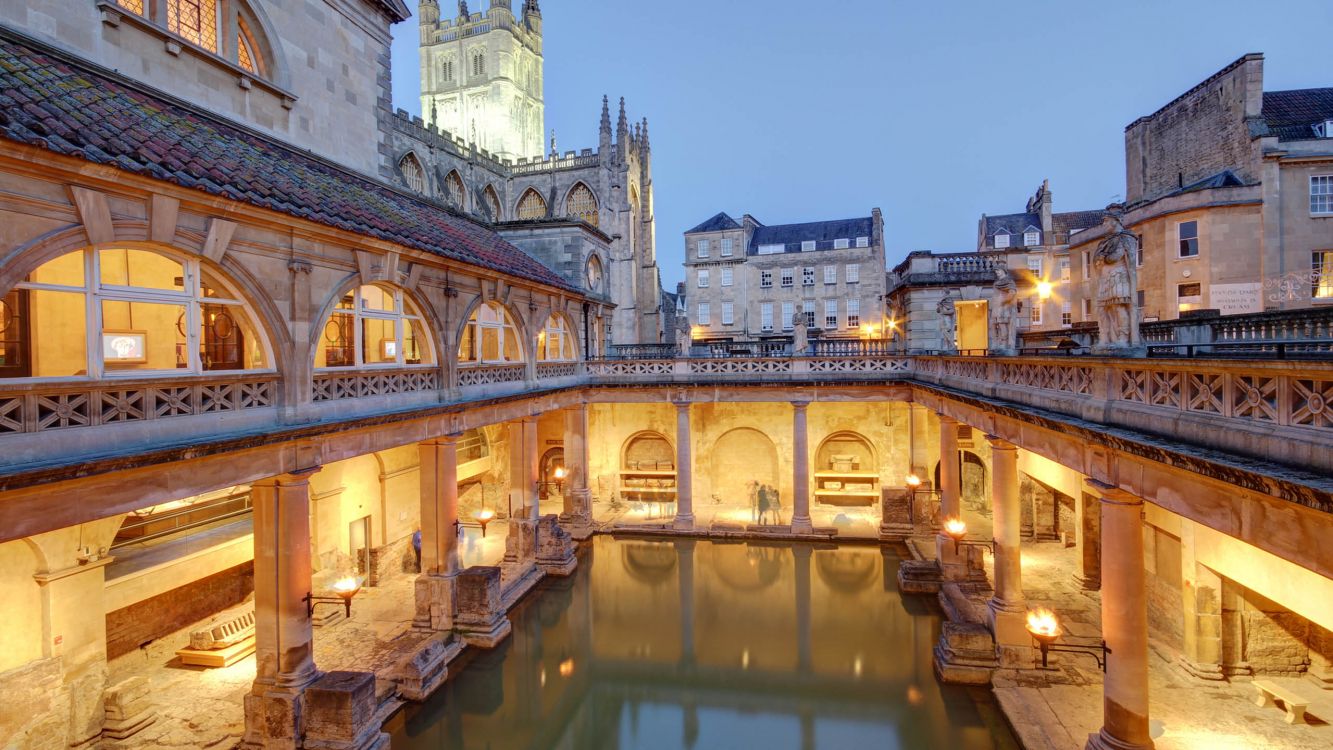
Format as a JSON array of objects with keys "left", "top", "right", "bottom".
[
  {"left": 391, "top": 635, "right": 450, "bottom": 702},
  {"left": 536, "top": 514, "right": 576, "bottom": 576},
  {"left": 879, "top": 488, "right": 913, "bottom": 540},
  {"left": 502, "top": 518, "right": 537, "bottom": 564},
  {"left": 412, "top": 573, "right": 455, "bottom": 632},
  {"left": 101, "top": 676, "right": 157, "bottom": 740},
  {"left": 453, "top": 566, "right": 511, "bottom": 648},
  {"left": 303, "top": 671, "right": 387, "bottom": 750}
]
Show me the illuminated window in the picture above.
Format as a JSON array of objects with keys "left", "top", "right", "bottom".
[
  {"left": 317, "top": 285, "right": 434, "bottom": 369},
  {"left": 459, "top": 302, "right": 523, "bottom": 365},
  {"left": 564, "top": 183, "right": 599, "bottom": 226},
  {"left": 115, "top": 0, "right": 145, "bottom": 14},
  {"left": 1313, "top": 251, "right": 1333, "bottom": 299},
  {"left": 2, "top": 247, "right": 270, "bottom": 379},
  {"left": 236, "top": 17, "right": 265, "bottom": 75},
  {"left": 517, "top": 188, "right": 547, "bottom": 220},
  {"left": 482, "top": 185, "right": 502, "bottom": 221},
  {"left": 444, "top": 171, "right": 465, "bottom": 208},
  {"left": 1177, "top": 282, "right": 1202, "bottom": 312},
  {"left": 1178, "top": 221, "right": 1199, "bottom": 258},
  {"left": 399, "top": 154, "right": 426, "bottom": 193},
  {"left": 537, "top": 315, "right": 575, "bottom": 361},
  {"left": 169, "top": 0, "right": 219, "bottom": 53},
  {"left": 846, "top": 298, "right": 860, "bottom": 328},
  {"left": 1312, "top": 176, "right": 1333, "bottom": 215}
]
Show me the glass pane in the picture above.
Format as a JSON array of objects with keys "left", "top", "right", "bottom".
[
  {"left": 359, "top": 285, "right": 395, "bottom": 313},
  {"left": 200, "top": 304, "right": 266, "bottom": 371},
  {"left": 503, "top": 326, "right": 520, "bottom": 362},
  {"left": 458, "top": 323, "right": 477, "bottom": 363},
  {"left": 7, "top": 289, "right": 88, "bottom": 378},
  {"left": 361, "top": 317, "right": 397, "bottom": 365},
  {"left": 100, "top": 249, "right": 185, "bottom": 292},
  {"left": 406, "top": 319, "right": 433, "bottom": 365},
  {"left": 481, "top": 327, "right": 500, "bottom": 362},
  {"left": 317, "top": 312, "right": 354, "bottom": 367},
  {"left": 335, "top": 292, "right": 355, "bottom": 310},
  {"left": 200, "top": 267, "right": 240, "bottom": 300},
  {"left": 26, "top": 250, "right": 85, "bottom": 288},
  {"left": 99, "top": 299, "right": 187, "bottom": 371}
]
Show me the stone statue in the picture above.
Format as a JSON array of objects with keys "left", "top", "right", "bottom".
[
  {"left": 1092, "top": 206, "right": 1142, "bottom": 353},
  {"left": 936, "top": 295, "right": 957, "bottom": 352},
  {"left": 674, "top": 318, "right": 691, "bottom": 356},
  {"left": 991, "top": 270, "right": 1018, "bottom": 355},
  {"left": 791, "top": 312, "right": 808, "bottom": 355}
]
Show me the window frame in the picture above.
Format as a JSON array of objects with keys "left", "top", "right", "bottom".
[
  {"left": 800, "top": 240, "right": 816, "bottom": 252},
  {"left": 697, "top": 239, "right": 710, "bottom": 259},
  {"left": 824, "top": 299, "right": 838, "bottom": 329},
  {"left": 720, "top": 266, "right": 733, "bottom": 287},
  {"left": 696, "top": 302, "right": 711, "bottom": 326},
  {"left": 1177, "top": 220, "right": 1200, "bottom": 258},
  {"left": 458, "top": 301, "right": 522, "bottom": 366},
  {"left": 720, "top": 238, "right": 734, "bottom": 257},
  {"left": 323, "top": 284, "right": 435, "bottom": 370},
  {"left": 1312, "top": 250, "right": 1333, "bottom": 299},
  {"left": 1312, "top": 175, "right": 1333, "bottom": 216},
  {"left": 780, "top": 268, "right": 795, "bottom": 288},
  {"left": 760, "top": 270, "right": 773, "bottom": 288},
  {"left": 1023, "top": 229, "right": 1040, "bottom": 246},
  {"left": 760, "top": 303, "right": 772, "bottom": 332},
  {"left": 802, "top": 267, "right": 815, "bottom": 287},
  {"left": 536, "top": 314, "right": 576, "bottom": 362},
  {"left": 697, "top": 269, "right": 710, "bottom": 289},
  {"left": 845, "top": 264, "right": 860, "bottom": 284},
  {"left": 994, "top": 232, "right": 1011, "bottom": 249},
  {"left": 846, "top": 298, "right": 860, "bottom": 328},
  {"left": 824, "top": 266, "right": 837, "bottom": 285},
  {"left": 721, "top": 302, "right": 734, "bottom": 326}
]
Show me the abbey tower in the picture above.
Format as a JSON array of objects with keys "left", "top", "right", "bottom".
[{"left": 418, "top": 0, "right": 545, "bottom": 162}]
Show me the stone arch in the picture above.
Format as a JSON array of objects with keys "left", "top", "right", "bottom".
[
  {"left": 515, "top": 187, "right": 548, "bottom": 220},
  {"left": 563, "top": 182, "right": 599, "bottom": 227},
  {"left": 536, "top": 310, "right": 580, "bottom": 361},
  {"left": 621, "top": 430, "right": 673, "bottom": 470},
  {"left": 814, "top": 431, "right": 878, "bottom": 474},
  {"left": 397, "top": 151, "right": 427, "bottom": 194},
  {"left": 481, "top": 184, "right": 502, "bottom": 222},
  {"left": 311, "top": 277, "right": 442, "bottom": 370},
  {"left": 234, "top": 0, "right": 289, "bottom": 86},
  {"left": 710, "top": 427, "right": 779, "bottom": 515},
  {"left": 455, "top": 296, "right": 529, "bottom": 365},
  {"left": 443, "top": 169, "right": 466, "bottom": 209},
  {"left": 0, "top": 539, "right": 45, "bottom": 671}
]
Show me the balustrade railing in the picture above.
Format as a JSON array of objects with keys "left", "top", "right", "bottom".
[
  {"left": 312, "top": 368, "right": 440, "bottom": 402},
  {"left": 457, "top": 363, "right": 526, "bottom": 388},
  {"left": 934, "top": 254, "right": 1007, "bottom": 274},
  {"left": 535, "top": 362, "right": 579, "bottom": 379},
  {"left": 809, "top": 338, "right": 896, "bottom": 357}
]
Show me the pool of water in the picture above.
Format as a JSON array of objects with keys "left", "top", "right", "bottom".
[{"left": 386, "top": 536, "right": 1018, "bottom": 749}]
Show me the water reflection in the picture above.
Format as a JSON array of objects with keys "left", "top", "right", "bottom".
[{"left": 387, "top": 537, "right": 1016, "bottom": 749}]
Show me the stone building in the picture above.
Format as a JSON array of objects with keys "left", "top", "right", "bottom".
[
  {"left": 683, "top": 210, "right": 888, "bottom": 342},
  {"left": 1064, "top": 54, "right": 1333, "bottom": 322},
  {"left": 383, "top": 1, "right": 668, "bottom": 346}
]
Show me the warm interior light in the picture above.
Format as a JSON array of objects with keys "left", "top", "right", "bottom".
[
  {"left": 332, "top": 576, "right": 362, "bottom": 600},
  {"left": 1026, "top": 607, "right": 1061, "bottom": 642},
  {"left": 475, "top": 508, "right": 496, "bottom": 522},
  {"left": 1036, "top": 281, "right": 1053, "bottom": 300},
  {"left": 558, "top": 657, "right": 575, "bottom": 677},
  {"left": 943, "top": 516, "right": 967, "bottom": 540},
  {"left": 554, "top": 466, "right": 567, "bottom": 481},
  {"left": 905, "top": 473, "right": 922, "bottom": 489}
]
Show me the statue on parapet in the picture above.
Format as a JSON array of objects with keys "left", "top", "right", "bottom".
[
  {"left": 936, "top": 294, "right": 957, "bottom": 353},
  {"left": 674, "top": 317, "right": 691, "bottom": 357},
  {"left": 990, "top": 270, "right": 1018, "bottom": 355},
  {"left": 1092, "top": 205, "right": 1144, "bottom": 355},
  {"left": 791, "top": 312, "right": 809, "bottom": 355}
]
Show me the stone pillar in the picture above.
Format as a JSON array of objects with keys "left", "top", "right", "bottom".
[
  {"left": 523, "top": 416, "right": 540, "bottom": 519},
  {"left": 936, "top": 414, "right": 963, "bottom": 577},
  {"left": 1179, "top": 521, "right": 1223, "bottom": 680},
  {"left": 415, "top": 437, "right": 459, "bottom": 632},
  {"left": 791, "top": 401, "right": 813, "bottom": 534},
  {"left": 563, "top": 404, "right": 593, "bottom": 539},
  {"left": 794, "top": 545, "right": 813, "bottom": 671},
  {"left": 1076, "top": 488, "right": 1102, "bottom": 590},
  {"left": 507, "top": 417, "right": 540, "bottom": 519},
  {"left": 673, "top": 401, "right": 694, "bottom": 530},
  {"left": 1087, "top": 481, "right": 1154, "bottom": 750},
  {"left": 986, "top": 436, "right": 1027, "bottom": 662},
  {"left": 676, "top": 539, "right": 696, "bottom": 665},
  {"left": 245, "top": 468, "right": 321, "bottom": 749}
]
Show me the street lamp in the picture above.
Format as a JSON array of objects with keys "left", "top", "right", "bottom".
[
  {"left": 1036, "top": 280, "right": 1053, "bottom": 300},
  {"left": 474, "top": 507, "right": 496, "bottom": 537},
  {"left": 1025, "top": 607, "right": 1110, "bottom": 671},
  {"left": 304, "top": 576, "right": 363, "bottom": 619},
  {"left": 942, "top": 516, "right": 968, "bottom": 554}
]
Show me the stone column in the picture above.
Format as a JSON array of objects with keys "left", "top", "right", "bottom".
[
  {"left": 794, "top": 545, "right": 813, "bottom": 671},
  {"left": 791, "top": 401, "right": 813, "bottom": 534},
  {"left": 936, "top": 414, "right": 963, "bottom": 577},
  {"left": 1179, "top": 520, "right": 1223, "bottom": 680},
  {"left": 523, "top": 415, "right": 540, "bottom": 520},
  {"left": 1076, "top": 488, "right": 1102, "bottom": 591},
  {"left": 245, "top": 468, "right": 321, "bottom": 748},
  {"left": 1087, "top": 481, "right": 1154, "bottom": 750},
  {"left": 673, "top": 401, "right": 694, "bottom": 530},
  {"left": 563, "top": 404, "right": 593, "bottom": 539},
  {"left": 986, "top": 436, "right": 1027, "bottom": 661},
  {"left": 415, "top": 437, "right": 459, "bottom": 632}
]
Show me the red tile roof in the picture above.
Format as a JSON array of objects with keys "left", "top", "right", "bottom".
[{"left": 0, "top": 31, "right": 577, "bottom": 292}]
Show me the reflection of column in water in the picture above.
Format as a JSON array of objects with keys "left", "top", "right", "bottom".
[
  {"left": 794, "top": 545, "right": 812, "bottom": 673},
  {"left": 682, "top": 699, "right": 699, "bottom": 749},
  {"left": 676, "top": 539, "right": 696, "bottom": 665},
  {"left": 800, "top": 710, "right": 815, "bottom": 750}
]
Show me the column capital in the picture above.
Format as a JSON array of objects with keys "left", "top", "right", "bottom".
[
  {"left": 791, "top": 400, "right": 810, "bottom": 410},
  {"left": 673, "top": 399, "right": 691, "bottom": 410},
  {"left": 255, "top": 466, "right": 321, "bottom": 487},
  {"left": 1085, "top": 479, "right": 1143, "bottom": 506},
  {"left": 423, "top": 433, "right": 460, "bottom": 446},
  {"left": 985, "top": 434, "right": 1017, "bottom": 451},
  {"left": 937, "top": 412, "right": 959, "bottom": 425}
]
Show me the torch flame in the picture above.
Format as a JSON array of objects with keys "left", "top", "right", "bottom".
[
  {"left": 905, "top": 473, "right": 922, "bottom": 488},
  {"left": 332, "top": 576, "right": 362, "bottom": 599},
  {"left": 554, "top": 466, "right": 567, "bottom": 480},
  {"left": 943, "top": 517, "right": 967, "bottom": 539},
  {"left": 476, "top": 508, "right": 496, "bottom": 522},
  {"left": 1026, "top": 608, "right": 1061, "bottom": 639},
  {"left": 558, "top": 657, "right": 575, "bottom": 677}
]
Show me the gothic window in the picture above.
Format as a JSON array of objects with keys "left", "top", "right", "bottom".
[
  {"left": 111, "top": 1, "right": 276, "bottom": 79},
  {"left": 3, "top": 247, "right": 271, "bottom": 379},
  {"left": 516, "top": 188, "right": 548, "bottom": 220},
  {"left": 471, "top": 50, "right": 486, "bottom": 77},
  {"left": 167, "top": 0, "right": 218, "bottom": 52},
  {"left": 442, "top": 59, "right": 455, "bottom": 83},
  {"left": 316, "top": 285, "right": 435, "bottom": 369},
  {"left": 537, "top": 315, "right": 575, "bottom": 361},
  {"left": 444, "top": 170, "right": 465, "bottom": 208},
  {"left": 585, "top": 255, "right": 604, "bottom": 293},
  {"left": 400, "top": 153, "right": 426, "bottom": 194},
  {"left": 459, "top": 302, "right": 523, "bottom": 365},
  {"left": 564, "top": 183, "right": 599, "bottom": 227},
  {"left": 482, "top": 185, "right": 502, "bottom": 221}
]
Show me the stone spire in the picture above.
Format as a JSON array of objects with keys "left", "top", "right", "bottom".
[
  {"left": 524, "top": 0, "right": 540, "bottom": 15},
  {"left": 598, "top": 95, "right": 612, "bottom": 157},
  {"left": 458, "top": 0, "right": 469, "bottom": 19},
  {"left": 419, "top": 0, "right": 439, "bottom": 26},
  {"left": 641, "top": 117, "right": 650, "bottom": 154},
  {"left": 616, "top": 97, "right": 629, "bottom": 161}
]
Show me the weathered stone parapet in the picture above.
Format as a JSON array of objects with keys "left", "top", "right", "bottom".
[
  {"left": 452, "top": 566, "right": 511, "bottom": 648},
  {"left": 390, "top": 636, "right": 454, "bottom": 703},
  {"left": 502, "top": 518, "right": 538, "bottom": 566},
  {"left": 412, "top": 573, "right": 456, "bottom": 632},
  {"left": 302, "top": 671, "right": 388, "bottom": 750},
  {"left": 879, "top": 487, "right": 913, "bottom": 540},
  {"left": 101, "top": 676, "right": 156, "bottom": 743},
  {"left": 536, "top": 514, "right": 576, "bottom": 576}
]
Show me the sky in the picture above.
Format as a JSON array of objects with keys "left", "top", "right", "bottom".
[{"left": 390, "top": 0, "right": 1333, "bottom": 287}]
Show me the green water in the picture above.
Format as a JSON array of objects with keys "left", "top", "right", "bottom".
[{"left": 387, "top": 536, "right": 1018, "bottom": 749}]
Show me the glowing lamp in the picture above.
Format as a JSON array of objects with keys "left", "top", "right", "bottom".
[
  {"left": 305, "top": 576, "right": 363, "bottom": 619},
  {"left": 558, "top": 657, "right": 575, "bottom": 678},
  {"left": 1036, "top": 281, "right": 1053, "bottom": 300},
  {"left": 905, "top": 473, "right": 922, "bottom": 489},
  {"left": 554, "top": 466, "right": 567, "bottom": 481},
  {"left": 475, "top": 507, "right": 496, "bottom": 537},
  {"left": 943, "top": 516, "right": 967, "bottom": 554},
  {"left": 1025, "top": 606, "right": 1109, "bottom": 670},
  {"left": 1025, "top": 608, "right": 1061, "bottom": 643}
]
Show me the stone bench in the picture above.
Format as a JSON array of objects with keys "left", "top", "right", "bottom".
[
  {"left": 1253, "top": 679, "right": 1311, "bottom": 724},
  {"left": 175, "top": 609, "right": 256, "bottom": 668}
]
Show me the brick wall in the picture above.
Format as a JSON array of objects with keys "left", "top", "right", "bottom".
[
  {"left": 1224, "top": 584, "right": 1312, "bottom": 676},
  {"left": 105, "top": 562, "right": 253, "bottom": 660}
]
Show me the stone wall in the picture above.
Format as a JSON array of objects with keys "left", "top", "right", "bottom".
[
  {"left": 1224, "top": 582, "right": 1313, "bottom": 676},
  {"left": 105, "top": 562, "right": 254, "bottom": 660},
  {"left": 1143, "top": 524, "right": 1185, "bottom": 652},
  {"left": 0, "top": 657, "right": 71, "bottom": 750}
]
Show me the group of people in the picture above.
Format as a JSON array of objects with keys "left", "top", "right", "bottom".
[{"left": 746, "top": 480, "right": 783, "bottom": 525}]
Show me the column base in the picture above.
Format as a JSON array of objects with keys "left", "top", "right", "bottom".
[
  {"left": 1176, "top": 656, "right": 1225, "bottom": 681},
  {"left": 936, "top": 534, "right": 967, "bottom": 581},
  {"left": 672, "top": 513, "right": 695, "bottom": 531},
  {"left": 1076, "top": 573, "right": 1103, "bottom": 592},
  {"left": 536, "top": 515, "right": 578, "bottom": 576},
  {"left": 452, "top": 566, "right": 512, "bottom": 649},
  {"left": 988, "top": 599, "right": 1030, "bottom": 653},
  {"left": 879, "top": 522, "right": 913, "bottom": 541},
  {"left": 502, "top": 519, "right": 538, "bottom": 566},
  {"left": 412, "top": 573, "right": 456, "bottom": 632},
  {"left": 932, "top": 621, "right": 998, "bottom": 686},
  {"left": 1085, "top": 728, "right": 1154, "bottom": 750},
  {"left": 389, "top": 635, "right": 453, "bottom": 702},
  {"left": 790, "top": 516, "right": 813, "bottom": 535},
  {"left": 303, "top": 671, "right": 390, "bottom": 750}
]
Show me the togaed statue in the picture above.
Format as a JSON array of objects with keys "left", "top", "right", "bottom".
[
  {"left": 936, "top": 294, "right": 957, "bottom": 353},
  {"left": 1092, "top": 206, "right": 1143, "bottom": 354},
  {"left": 990, "top": 270, "right": 1018, "bottom": 355},
  {"left": 674, "top": 318, "right": 691, "bottom": 357},
  {"left": 791, "top": 312, "right": 809, "bottom": 355}
]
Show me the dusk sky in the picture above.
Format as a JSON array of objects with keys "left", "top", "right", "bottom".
[{"left": 391, "top": 0, "right": 1333, "bottom": 287}]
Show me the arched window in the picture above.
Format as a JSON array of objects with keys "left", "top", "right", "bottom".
[
  {"left": 482, "top": 185, "right": 502, "bottom": 222},
  {"left": 236, "top": 17, "right": 264, "bottom": 76},
  {"left": 113, "top": 0, "right": 271, "bottom": 76},
  {"left": 537, "top": 314, "right": 575, "bottom": 361},
  {"left": 444, "top": 170, "right": 465, "bottom": 208},
  {"left": 1, "top": 247, "right": 270, "bottom": 379},
  {"left": 564, "top": 183, "right": 599, "bottom": 227},
  {"left": 516, "top": 188, "right": 547, "bottom": 220},
  {"left": 442, "top": 59, "right": 455, "bottom": 83},
  {"left": 458, "top": 302, "right": 523, "bottom": 365},
  {"left": 584, "top": 254, "right": 604, "bottom": 293},
  {"left": 471, "top": 51, "right": 486, "bottom": 77},
  {"left": 315, "top": 285, "right": 435, "bottom": 369},
  {"left": 400, "top": 153, "right": 426, "bottom": 194}
]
